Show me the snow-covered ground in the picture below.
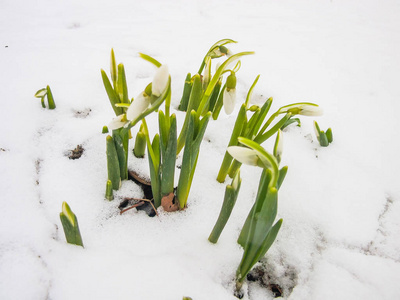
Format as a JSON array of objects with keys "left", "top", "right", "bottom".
[{"left": 1, "top": 0, "right": 400, "bottom": 299}]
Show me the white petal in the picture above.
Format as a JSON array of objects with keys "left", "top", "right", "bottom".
[
  {"left": 126, "top": 93, "right": 150, "bottom": 122},
  {"left": 299, "top": 105, "right": 323, "bottom": 116},
  {"left": 152, "top": 64, "right": 169, "bottom": 97},
  {"left": 227, "top": 146, "right": 259, "bottom": 166},
  {"left": 108, "top": 114, "right": 127, "bottom": 130},
  {"left": 223, "top": 88, "right": 236, "bottom": 115},
  {"left": 278, "top": 103, "right": 323, "bottom": 116}
]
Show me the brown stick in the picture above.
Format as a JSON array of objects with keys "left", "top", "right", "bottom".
[{"left": 120, "top": 197, "right": 159, "bottom": 217}]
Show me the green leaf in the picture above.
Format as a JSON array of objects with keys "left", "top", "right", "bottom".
[
  {"left": 106, "top": 135, "right": 121, "bottom": 190},
  {"left": 60, "top": 202, "right": 83, "bottom": 247},
  {"left": 133, "top": 127, "right": 146, "bottom": 158},
  {"left": 209, "top": 171, "right": 241, "bottom": 243},
  {"left": 177, "top": 74, "right": 203, "bottom": 154},
  {"left": 217, "top": 104, "right": 247, "bottom": 183},
  {"left": 254, "top": 113, "right": 292, "bottom": 144},
  {"left": 326, "top": 128, "right": 333, "bottom": 143},
  {"left": 138, "top": 53, "right": 162, "bottom": 67},
  {"left": 159, "top": 113, "right": 177, "bottom": 197},
  {"left": 178, "top": 73, "right": 192, "bottom": 111},
  {"left": 148, "top": 134, "right": 161, "bottom": 207},
  {"left": 101, "top": 69, "right": 123, "bottom": 116},
  {"left": 35, "top": 88, "right": 47, "bottom": 98},
  {"left": 46, "top": 85, "right": 56, "bottom": 109},
  {"left": 110, "top": 49, "right": 117, "bottom": 88},
  {"left": 113, "top": 129, "right": 129, "bottom": 180},
  {"left": 105, "top": 180, "right": 114, "bottom": 201},
  {"left": 117, "top": 64, "right": 130, "bottom": 104}
]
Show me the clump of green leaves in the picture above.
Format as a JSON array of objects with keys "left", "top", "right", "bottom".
[
  {"left": 314, "top": 120, "right": 333, "bottom": 147},
  {"left": 216, "top": 75, "right": 323, "bottom": 183},
  {"left": 228, "top": 135, "right": 286, "bottom": 293},
  {"left": 34, "top": 85, "right": 56, "bottom": 109},
  {"left": 101, "top": 50, "right": 170, "bottom": 194},
  {"left": 60, "top": 202, "right": 83, "bottom": 247}
]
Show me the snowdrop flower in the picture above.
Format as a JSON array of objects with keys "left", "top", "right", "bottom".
[
  {"left": 152, "top": 64, "right": 169, "bottom": 97},
  {"left": 278, "top": 102, "right": 323, "bottom": 116},
  {"left": 108, "top": 114, "right": 128, "bottom": 130},
  {"left": 126, "top": 92, "right": 151, "bottom": 123},
  {"left": 223, "top": 72, "right": 237, "bottom": 115},
  {"left": 227, "top": 146, "right": 259, "bottom": 166},
  {"left": 209, "top": 45, "right": 232, "bottom": 58}
]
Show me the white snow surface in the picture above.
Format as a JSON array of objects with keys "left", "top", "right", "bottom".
[{"left": 1, "top": 0, "right": 400, "bottom": 299}]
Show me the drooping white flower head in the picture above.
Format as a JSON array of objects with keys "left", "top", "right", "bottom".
[
  {"left": 227, "top": 146, "right": 259, "bottom": 166},
  {"left": 152, "top": 64, "right": 169, "bottom": 97},
  {"left": 126, "top": 92, "right": 151, "bottom": 123},
  {"left": 278, "top": 103, "right": 323, "bottom": 116},
  {"left": 108, "top": 114, "right": 128, "bottom": 130},
  {"left": 223, "top": 88, "right": 236, "bottom": 115}
]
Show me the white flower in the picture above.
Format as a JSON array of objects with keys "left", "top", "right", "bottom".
[
  {"left": 227, "top": 146, "right": 259, "bottom": 166},
  {"left": 223, "top": 88, "right": 236, "bottom": 115},
  {"left": 126, "top": 92, "right": 150, "bottom": 123},
  {"left": 152, "top": 64, "right": 169, "bottom": 97},
  {"left": 278, "top": 103, "right": 323, "bottom": 116},
  {"left": 108, "top": 114, "right": 128, "bottom": 130}
]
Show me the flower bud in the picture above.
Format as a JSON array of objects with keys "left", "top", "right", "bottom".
[
  {"left": 152, "top": 64, "right": 169, "bottom": 97},
  {"left": 226, "top": 72, "right": 237, "bottom": 90}
]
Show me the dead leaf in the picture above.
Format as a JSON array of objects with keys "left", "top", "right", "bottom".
[{"left": 161, "top": 192, "right": 179, "bottom": 212}]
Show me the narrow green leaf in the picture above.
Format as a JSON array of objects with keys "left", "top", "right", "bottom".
[
  {"left": 326, "top": 128, "right": 333, "bottom": 143},
  {"left": 110, "top": 49, "right": 117, "bottom": 88},
  {"left": 217, "top": 104, "right": 247, "bottom": 183},
  {"left": 105, "top": 180, "right": 114, "bottom": 201},
  {"left": 46, "top": 85, "right": 56, "bottom": 109},
  {"left": 106, "top": 135, "right": 121, "bottom": 190},
  {"left": 117, "top": 64, "right": 130, "bottom": 104},
  {"left": 178, "top": 73, "right": 192, "bottom": 111},
  {"left": 138, "top": 53, "right": 162, "bottom": 67},
  {"left": 177, "top": 74, "right": 203, "bottom": 154},
  {"left": 160, "top": 114, "right": 177, "bottom": 197},
  {"left": 113, "top": 129, "right": 129, "bottom": 180},
  {"left": 212, "top": 84, "right": 226, "bottom": 120},
  {"left": 254, "top": 113, "right": 292, "bottom": 145},
  {"left": 209, "top": 171, "right": 241, "bottom": 243},
  {"left": 101, "top": 69, "right": 123, "bottom": 116},
  {"left": 60, "top": 202, "right": 83, "bottom": 247}
]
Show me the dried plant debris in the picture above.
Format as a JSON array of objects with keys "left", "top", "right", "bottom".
[
  {"left": 247, "top": 267, "right": 283, "bottom": 298},
  {"left": 68, "top": 145, "right": 84, "bottom": 160},
  {"left": 73, "top": 108, "right": 92, "bottom": 118},
  {"left": 119, "top": 197, "right": 158, "bottom": 217},
  {"left": 161, "top": 192, "right": 179, "bottom": 212}
]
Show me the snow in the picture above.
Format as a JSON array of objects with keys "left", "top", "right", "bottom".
[{"left": 1, "top": 0, "right": 400, "bottom": 299}]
